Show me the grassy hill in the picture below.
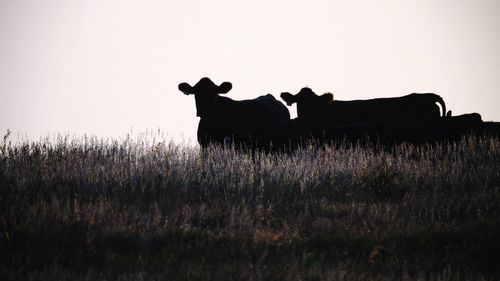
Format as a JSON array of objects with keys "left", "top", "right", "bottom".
[{"left": 1, "top": 132, "right": 500, "bottom": 280}]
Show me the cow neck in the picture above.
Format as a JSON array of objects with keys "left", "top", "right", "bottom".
[{"left": 202, "top": 95, "right": 238, "bottom": 122}]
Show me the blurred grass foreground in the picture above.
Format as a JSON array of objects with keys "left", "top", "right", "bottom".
[{"left": 1, "top": 131, "right": 500, "bottom": 280}]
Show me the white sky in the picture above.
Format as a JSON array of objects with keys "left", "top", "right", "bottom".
[{"left": 1, "top": 0, "right": 500, "bottom": 143}]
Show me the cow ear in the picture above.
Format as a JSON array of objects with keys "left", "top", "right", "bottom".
[
  {"left": 218, "top": 82, "right": 232, "bottom": 94},
  {"left": 280, "top": 92, "right": 296, "bottom": 106},
  {"left": 178, "top": 83, "right": 193, "bottom": 95},
  {"left": 321, "top": 93, "right": 334, "bottom": 103}
]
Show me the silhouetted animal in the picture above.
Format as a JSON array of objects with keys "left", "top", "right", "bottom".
[
  {"left": 281, "top": 87, "right": 446, "bottom": 126},
  {"left": 481, "top": 121, "right": 500, "bottom": 137},
  {"left": 437, "top": 113, "right": 500, "bottom": 140},
  {"left": 440, "top": 113, "right": 483, "bottom": 140},
  {"left": 281, "top": 87, "right": 446, "bottom": 143},
  {"left": 377, "top": 113, "right": 483, "bottom": 143},
  {"left": 179, "top": 77, "right": 290, "bottom": 149}
]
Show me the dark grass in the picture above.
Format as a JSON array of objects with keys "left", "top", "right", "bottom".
[{"left": 1, "top": 132, "right": 500, "bottom": 280}]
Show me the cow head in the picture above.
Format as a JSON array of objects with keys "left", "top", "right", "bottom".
[
  {"left": 179, "top": 77, "right": 232, "bottom": 117},
  {"left": 280, "top": 88, "right": 333, "bottom": 119}
]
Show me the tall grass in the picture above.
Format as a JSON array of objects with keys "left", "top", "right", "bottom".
[{"left": 1, "top": 131, "right": 499, "bottom": 280}]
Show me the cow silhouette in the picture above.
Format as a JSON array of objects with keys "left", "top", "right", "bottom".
[
  {"left": 482, "top": 121, "right": 500, "bottom": 137},
  {"left": 179, "top": 77, "right": 290, "bottom": 149},
  {"left": 281, "top": 87, "right": 447, "bottom": 143},
  {"left": 281, "top": 87, "right": 445, "bottom": 125},
  {"left": 437, "top": 113, "right": 500, "bottom": 140}
]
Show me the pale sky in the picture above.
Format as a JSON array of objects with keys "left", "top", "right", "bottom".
[{"left": 1, "top": 0, "right": 499, "bottom": 143}]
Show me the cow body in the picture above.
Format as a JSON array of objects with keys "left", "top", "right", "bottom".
[
  {"left": 281, "top": 88, "right": 447, "bottom": 144},
  {"left": 180, "top": 77, "right": 290, "bottom": 149},
  {"left": 282, "top": 88, "right": 445, "bottom": 126}
]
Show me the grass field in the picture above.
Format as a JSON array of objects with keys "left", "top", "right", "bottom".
[{"left": 1, "top": 131, "right": 500, "bottom": 280}]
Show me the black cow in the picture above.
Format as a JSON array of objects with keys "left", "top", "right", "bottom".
[
  {"left": 377, "top": 113, "right": 483, "bottom": 144},
  {"left": 281, "top": 87, "right": 446, "bottom": 126},
  {"left": 437, "top": 113, "right": 500, "bottom": 140},
  {"left": 179, "top": 77, "right": 290, "bottom": 149},
  {"left": 482, "top": 121, "right": 500, "bottom": 137},
  {"left": 281, "top": 87, "right": 447, "bottom": 144},
  {"left": 439, "top": 113, "right": 483, "bottom": 140}
]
